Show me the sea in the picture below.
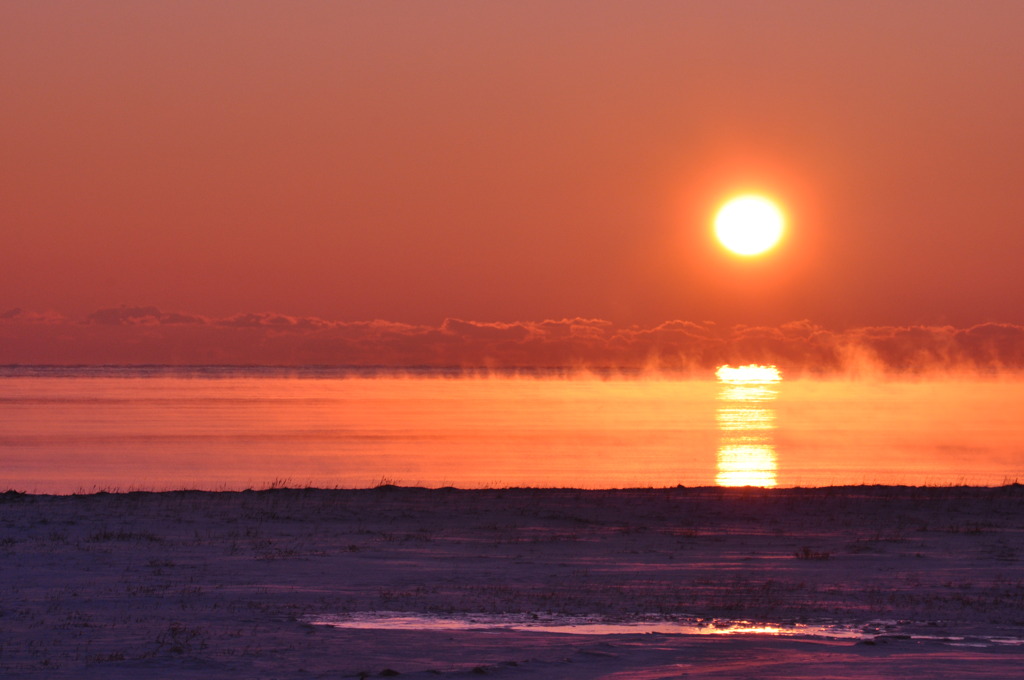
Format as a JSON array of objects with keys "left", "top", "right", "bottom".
[{"left": 1, "top": 366, "right": 1022, "bottom": 493}]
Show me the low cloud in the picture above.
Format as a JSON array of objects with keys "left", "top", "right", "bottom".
[
  {"left": 2, "top": 306, "right": 1024, "bottom": 374},
  {"left": 87, "top": 306, "right": 206, "bottom": 326},
  {"left": 1, "top": 307, "right": 66, "bottom": 323}
]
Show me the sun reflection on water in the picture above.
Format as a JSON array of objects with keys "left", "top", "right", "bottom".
[
  {"left": 715, "top": 365, "right": 782, "bottom": 384},
  {"left": 715, "top": 365, "right": 781, "bottom": 487}
]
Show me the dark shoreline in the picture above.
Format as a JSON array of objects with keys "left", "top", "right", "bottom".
[
  {"left": 3, "top": 482, "right": 1022, "bottom": 678},
  {"left": 4, "top": 481, "right": 1023, "bottom": 499}
]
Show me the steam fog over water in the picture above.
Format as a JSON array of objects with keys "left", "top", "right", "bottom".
[{"left": 1, "top": 367, "right": 1021, "bottom": 493}]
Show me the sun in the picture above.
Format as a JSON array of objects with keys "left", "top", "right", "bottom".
[{"left": 714, "top": 195, "right": 785, "bottom": 256}]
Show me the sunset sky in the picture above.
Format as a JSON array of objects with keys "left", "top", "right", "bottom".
[{"left": 3, "top": 1, "right": 1024, "bottom": 367}]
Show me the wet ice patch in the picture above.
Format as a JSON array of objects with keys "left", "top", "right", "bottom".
[
  {"left": 311, "top": 612, "right": 866, "bottom": 639},
  {"left": 311, "top": 612, "right": 1024, "bottom": 648}
]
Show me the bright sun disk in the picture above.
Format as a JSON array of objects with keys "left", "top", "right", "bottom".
[{"left": 714, "top": 195, "right": 785, "bottom": 256}]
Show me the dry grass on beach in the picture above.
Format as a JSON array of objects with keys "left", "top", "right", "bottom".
[{"left": 1, "top": 485, "right": 1023, "bottom": 678}]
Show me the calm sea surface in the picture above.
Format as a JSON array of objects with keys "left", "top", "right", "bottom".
[{"left": 1, "top": 367, "right": 1022, "bottom": 493}]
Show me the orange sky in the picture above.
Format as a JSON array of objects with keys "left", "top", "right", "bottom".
[{"left": 3, "top": 1, "right": 1024, "bottom": 363}]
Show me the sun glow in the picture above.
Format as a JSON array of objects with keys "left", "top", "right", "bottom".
[{"left": 714, "top": 195, "right": 785, "bottom": 256}]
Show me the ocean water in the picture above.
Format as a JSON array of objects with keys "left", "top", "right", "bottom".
[{"left": 1, "top": 366, "right": 1021, "bottom": 493}]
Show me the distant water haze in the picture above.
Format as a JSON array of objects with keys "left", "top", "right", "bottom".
[{"left": 1, "top": 367, "right": 1021, "bottom": 494}]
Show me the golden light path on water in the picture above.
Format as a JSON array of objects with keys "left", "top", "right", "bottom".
[{"left": 715, "top": 364, "right": 782, "bottom": 487}]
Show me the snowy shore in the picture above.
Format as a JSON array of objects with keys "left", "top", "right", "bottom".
[{"left": 2, "top": 486, "right": 1023, "bottom": 678}]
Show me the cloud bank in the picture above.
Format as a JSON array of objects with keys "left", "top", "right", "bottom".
[{"left": 2, "top": 306, "right": 1023, "bottom": 374}]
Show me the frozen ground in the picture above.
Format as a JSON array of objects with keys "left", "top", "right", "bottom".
[{"left": 1, "top": 485, "right": 1022, "bottom": 678}]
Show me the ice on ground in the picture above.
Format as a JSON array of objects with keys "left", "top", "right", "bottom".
[
  {"left": 1, "top": 485, "right": 1022, "bottom": 678},
  {"left": 312, "top": 610, "right": 1024, "bottom": 646}
]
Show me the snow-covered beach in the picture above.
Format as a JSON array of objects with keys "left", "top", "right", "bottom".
[{"left": 2, "top": 485, "right": 1023, "bottom": 678}]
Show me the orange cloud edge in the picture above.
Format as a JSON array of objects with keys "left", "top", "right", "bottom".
[{"left": 2, "top": 306, "right": 1023, "bottom": 375}]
